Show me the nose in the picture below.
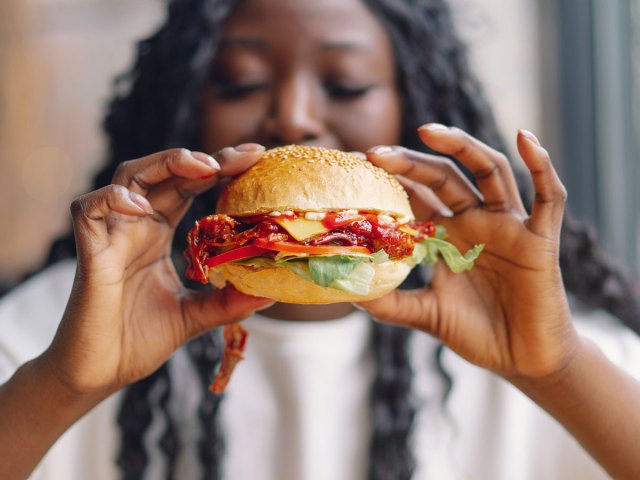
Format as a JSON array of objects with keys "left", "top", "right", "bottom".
[{"left": 262, "top": 72, "right": 326, "bottom": 145}]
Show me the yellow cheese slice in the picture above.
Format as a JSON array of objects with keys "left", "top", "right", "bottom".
[
  {"left": 398, "top": 225, "right": 419, "bottom": 236},
  {"left": 274, "top": 217, "right": 329, "bottom": 241}
]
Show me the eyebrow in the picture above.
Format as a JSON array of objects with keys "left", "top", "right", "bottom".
[
  {"left": 321, "top": 41, "right": 373, "bottom": 53},
  {"left": 219, "top": 36, "right": 373, "bottom": 54}
]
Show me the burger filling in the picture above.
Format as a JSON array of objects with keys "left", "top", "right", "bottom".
[{"left": 185, "top": 210, "right": 483, "bottom": 295}]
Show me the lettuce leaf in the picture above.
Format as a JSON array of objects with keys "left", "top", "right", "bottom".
[
  {"left": 308, "top": 255, "right": 365, "bottom": 287},
  {"left": 419, "top": 237, "right": 484, "bottom": 273},
  {"left": 330, "top": 262, "right": 376, "bottom": 295},
  {"left": 232, "top": 228, "right": 484, "bottom": 294},
  {"left": 235, "top": 255, "right": 373, "bottom": 295}
]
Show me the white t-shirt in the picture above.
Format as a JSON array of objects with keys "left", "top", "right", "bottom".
[{"left": 2, "top": 260, "right": 639, "bottom": 479}]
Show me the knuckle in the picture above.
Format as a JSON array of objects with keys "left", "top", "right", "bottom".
[
  {"left": 538, "top": 147, "right": 552, "bottom": 163},
  {"left": 448, "top": 126, "right": 466, "bottom": 138},
  {"left": 428, "top": 172, "right": 448, "bottom": 192},
  {"left": 113, "top": 160, "right": 132, "bottom": 181},
  {"left": 556, "top": 184, "right": 568, "bottom": 203},
  {"left": 493, "top": 152, "right": 510, "bottom": 169},
  {"left": 164, "top": 148, "right": 189, "bottom": 166},
  {"left": 473, "top": 163, "right": 498, "bottom": 180},
  {"left": 107, "top": 183, "right": 128, "bottom": 200},
  {"left": 69, "top": 197, "right": 85, "bottom": 217},
  {"left": 449, "top": 127, "right": 473, "bottom": 148}
]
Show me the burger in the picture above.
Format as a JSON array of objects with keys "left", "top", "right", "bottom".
[
  {"left": 185, "top": 144, "right": 483, "bottom": 393},
  {"left": 185, "top": 144, "right": 483, "bottom": 304}
]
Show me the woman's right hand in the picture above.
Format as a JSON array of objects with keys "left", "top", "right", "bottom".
[{"left": 40, "top": 145, "right": 272, "bottom": 396}]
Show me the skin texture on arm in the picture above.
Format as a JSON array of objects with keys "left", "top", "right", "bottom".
[
  {"left": 0, "top": 146, "right": 273, "bottom": 480},
  {"left": 359, "top": 125, "right": 640, "bottom": 479}
]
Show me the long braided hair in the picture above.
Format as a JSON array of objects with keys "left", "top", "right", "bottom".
[{"left": 37, "top": 0, "right": 640, "bottom": 479}]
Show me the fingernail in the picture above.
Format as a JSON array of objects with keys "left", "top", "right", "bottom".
[
  {"left": 198, "top": 173, "right": 217, "bottom": 180},
  {"left": 368, "top": 145, "right": 394, "bottom": 156},
  {"left": 438, "top": 206, "right": 454, "bottom": 218},
  {"left": 234, "top": 143, "right": 265, "bottom": 153},
  {"left": 419, "top": 123, "right": 449, "bottom": 132},
  {"left": 191, "top": 151, "right": 220, "bottom": 169},
  {"left": 129, "top": 191, "right": 153, "bottom": 214},
  {"left": 220, "top": 143, "right": 265, "bottom": 162},
  {"left": 519, "top": 129, "right": 541, "bottom": 146}
]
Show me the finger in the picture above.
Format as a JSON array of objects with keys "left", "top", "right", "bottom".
[
  {"left": 418, "top": 124, "right": 525, "bottom": 213},
  {"left": 367, "top": 145, "right": 482, "bottom": 214},
  {"left": 396, "top": 175, "right": 453, "bottom": 220},
  {"left": 356, "top": 287, "right": 439, "bottom": 334},
  {"left": 70, "top": 184, "right": 153, "bottom": 253},
  {"left": 215, "top": 143, "right": 266, "bottom": 176},
  {"left": 146, "top": 143, "right": 266, "bottom": 226},
  {"left": 181, "top": 286, "right": 275, "bottom": 340},
  {"left": 112, "top": 148, "right": 221, "bottom": 195},
  {"left": 517, "top": 130, "right": 567, "bottom": 238}
]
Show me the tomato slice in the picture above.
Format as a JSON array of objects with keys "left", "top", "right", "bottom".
[
  {"left": 205, "top": 244, "right": 270, "bottom": 267},
  {"left": 253, "top": 238, "right": 370, "bottom": 255},
  {"left": 321, "top": 211, "right": 363, "bottom": 229}
]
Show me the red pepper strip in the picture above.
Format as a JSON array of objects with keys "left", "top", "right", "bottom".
[
  {"left": 205, "top": 244, "right": 271, "bottom": 268},
  {"left": 210, "top": 323, "right": 248, "bottom": 394},
  {"left": 253, "top": 238, "right": 370, "bottom": 255}
]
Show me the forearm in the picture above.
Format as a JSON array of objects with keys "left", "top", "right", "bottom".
[
  {"left": 512, "top": 338, "right": 640, "bottom": 480},
  {"left": 0, "top": 356, "right": 107, "bottom": 479}
]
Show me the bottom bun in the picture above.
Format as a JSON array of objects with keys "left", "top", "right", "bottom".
[{"left": 217, "top": 261, "right": 412, "bottom": 304}]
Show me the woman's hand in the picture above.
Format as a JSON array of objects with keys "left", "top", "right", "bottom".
[
  {"left": 358, "top": 125, "right": 577, "bottom": 381},
  {"left": 41, "top": 145, "right": 273, "bottom": 395}
]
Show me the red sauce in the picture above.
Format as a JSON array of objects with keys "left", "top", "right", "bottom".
[
  {"left": 185, "top": 212, "right": 437, "bottom": 283},
  {"left": 405, "top": 220, "right": 436, "bottom": 241},
  {"left": 321, "top": 211, "right": 363, "bottom": 229},
  {"left": 310, "top": 214, "right": 414, "bottom": 259},
  {"left": 185, "top": 214, "right": 288, "bottom": 283},
  {"left": 314, "top": 213, "right": 435, "bottom": 259}
]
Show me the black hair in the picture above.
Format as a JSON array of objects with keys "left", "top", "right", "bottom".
[{"left": 34, "top": 0, "right": 640, "bottom": 479}]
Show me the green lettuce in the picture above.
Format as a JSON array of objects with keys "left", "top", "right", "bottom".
[
  {"left": 308, "top": 255, "right": 364, "bottom": 287},
  {"left": 419, "top": 238, "right": 483, "bottom": 273},
  {"left": 233, "top": 228, "right": 483, "bottom": 295}
]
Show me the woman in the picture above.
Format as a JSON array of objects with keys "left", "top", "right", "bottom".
[{"left": 1, "top": 0, "right": 640, "bottom": 479}]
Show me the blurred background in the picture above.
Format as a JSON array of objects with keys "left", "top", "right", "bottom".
[{"left": 1, "top": 0, "right": 639, "bottom": 294}]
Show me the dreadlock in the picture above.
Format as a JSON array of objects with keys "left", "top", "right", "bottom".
[{"left": 33, "top": 0, "right": 640, "bottom": 479}]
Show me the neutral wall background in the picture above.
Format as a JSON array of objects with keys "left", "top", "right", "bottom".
[
  {"left": 0, "top": 0, "right": 164, "bottom": 288},
  {"left": 0, "top": 0, "right": 541, "bottom": 289}
]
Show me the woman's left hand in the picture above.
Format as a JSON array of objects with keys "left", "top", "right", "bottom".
[{"left": 357, "top": 125, "right": 578, "bottom": 381}]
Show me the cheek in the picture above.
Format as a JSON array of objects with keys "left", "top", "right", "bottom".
[
  {"left": 201, "top": 94, "right": 267, "bottom": 152},
  {"left": 329, "top": 88, "right": 402, "bottom": 151}
]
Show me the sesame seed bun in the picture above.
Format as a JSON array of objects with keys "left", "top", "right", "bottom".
[
  {"left": 212, "top": 144, "right": 416, "bottom": 304},
  {"left": 216, "top": 145, "right": 414, "bottom": 219}
]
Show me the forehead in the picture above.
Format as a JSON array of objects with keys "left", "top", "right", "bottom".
[{"left": 221, "top": 0, "right": 393, "bottom": 56}]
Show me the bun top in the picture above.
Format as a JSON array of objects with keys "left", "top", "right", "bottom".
[{"left": 217, "top": 145, "right": 414, "bottom": 219}]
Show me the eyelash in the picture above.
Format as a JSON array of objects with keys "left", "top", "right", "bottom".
[
  {"left": 211, "top": 81, "right": 374, "bottom": 101},
  {"left": 323, "top": 83, "right": 374, "bottom": 100},
  {"left": 212, "top": 82, "right": 268, "bottom": 99}
]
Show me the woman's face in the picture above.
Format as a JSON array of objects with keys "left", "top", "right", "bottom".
[{"left": 201, "top": 0, "right": 402, "bottom": 153}]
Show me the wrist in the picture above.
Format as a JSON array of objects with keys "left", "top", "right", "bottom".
[
  {"left": 31, "top": 351, "right": 113, "bottom": 407},
  {"left": 508, "top": 336, "right": 596, "bottom": 400}
]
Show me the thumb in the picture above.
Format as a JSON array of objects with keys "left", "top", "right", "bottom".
[
  {"left": 356, "top": 287, "right": 440, "bottom": 334},
  {"left": 181, "top": 286, "right": 274, "bottom": 340}
]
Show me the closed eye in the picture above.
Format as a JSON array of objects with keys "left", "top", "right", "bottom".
[
  {"left": 212, "top": 81, "right": 269, "bottom": 100},
  {"left": 324, "top": 83, "right": 374, "bottom": 100}
]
